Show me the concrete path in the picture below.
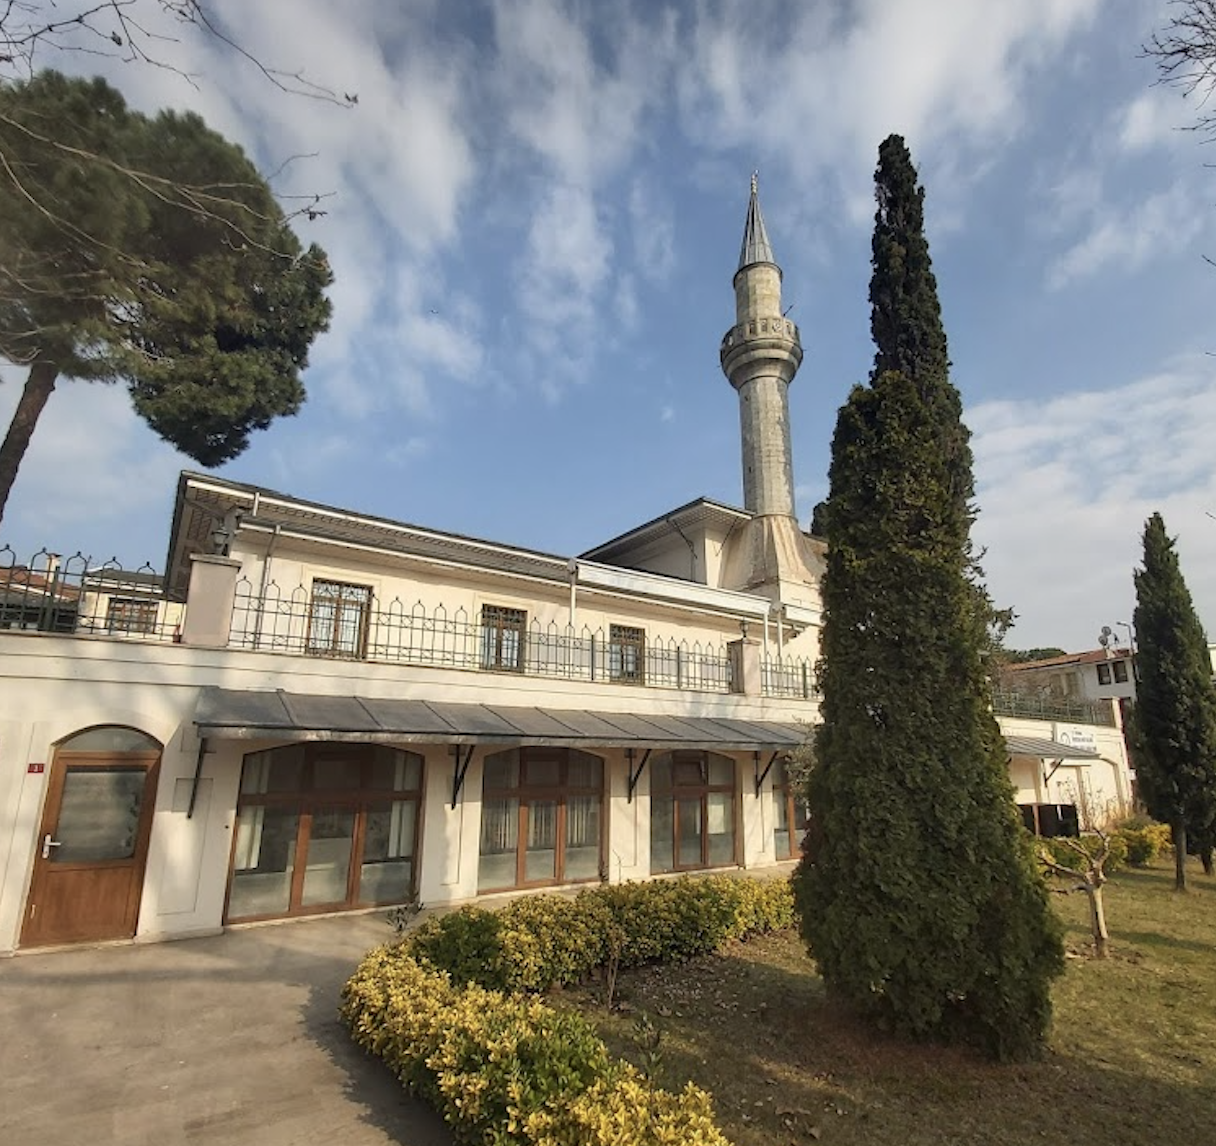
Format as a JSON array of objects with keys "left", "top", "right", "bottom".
[{"left": 0, "top": 913, "right": 452, "bottom": 1146}]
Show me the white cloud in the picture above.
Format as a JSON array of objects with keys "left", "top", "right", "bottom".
[
  {"left": 1117, "top": 88, "right": 1188, "bottom": 153},
  {"left": 1046, "top": 180, "right": 1203, "bottom": 289},
  {"left": 678, "top": 0, "right": 1102, "bottom": 213},
  {"left": 972, "top": 356, "right": 1216, "bottom": 649}
]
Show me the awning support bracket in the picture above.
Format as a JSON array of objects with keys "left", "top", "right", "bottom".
[
  {"left": 1044, "top": 758, "right": 1066, "bottom": 784},
  {"left": 452, "top": 744, "right": 474, "bottom": 809},
  {"left": 187, "top": 736, "right": 210, "bottom": 819},
  {"left": 627, "top": 748, "right": 651, "bottom": 803},
  {"left": 754, "top": 750, "right": 780, "bottom": 797}
]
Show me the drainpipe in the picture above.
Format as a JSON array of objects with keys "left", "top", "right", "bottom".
[{"left": 252, "top": 524, "right": 281, "bottom": 651}]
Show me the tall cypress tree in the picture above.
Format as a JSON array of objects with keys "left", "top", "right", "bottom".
[
  {"left": 793, "top": 135, "right": 1062, "bottom": 1061},
  {"left": 1131, "top": 512, "right": 1216, "bottom": 891}
]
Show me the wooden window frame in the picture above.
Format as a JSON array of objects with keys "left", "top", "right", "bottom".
[
  {"left": 609, "top": 623, "right": 646, "bottom": 685},
  {"left": 225, "top": 744, "right": 422, "bottom": 923},
  {"left": 306, "top": 579, "right": 372, "bottom": 659},
  {"left": 478, "top": 747, "right": 604, "bottom": 892},
  {"left": 480, "top": 604, "right": 527, "bottom": 672},
  {"left": 650, "top": 750, "right": 738, "bottom": 872}
]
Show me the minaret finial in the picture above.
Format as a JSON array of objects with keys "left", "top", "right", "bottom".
[{"left": 751, "top": 170, "right": 758, "bottom": 195}]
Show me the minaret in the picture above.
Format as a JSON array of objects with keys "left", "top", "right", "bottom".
[
  {"left": 718, "top": 175, "right": 821, "bottom": 605},
  {"left": 720, "top": 173, "right": 803, "bottom": 517}
]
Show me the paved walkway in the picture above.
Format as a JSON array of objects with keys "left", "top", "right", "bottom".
[{"left": 0, "top": 913, "right": 452, "bottom": 1146}]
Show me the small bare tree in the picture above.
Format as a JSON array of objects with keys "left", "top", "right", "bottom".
[{"left": 1039, "top": 830, "right": 1115, "bottom": 959}]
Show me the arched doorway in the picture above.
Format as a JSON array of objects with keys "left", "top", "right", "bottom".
[{"left": 21, "top": 726, "right": 162, "bottom": 947}]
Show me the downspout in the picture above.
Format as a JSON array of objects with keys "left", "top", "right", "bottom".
[{"left": 252, "top": 524, "right": 281, "bottom": 651}]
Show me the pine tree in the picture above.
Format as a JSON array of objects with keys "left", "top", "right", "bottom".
[
  {"left": 0, "top": 71, "right": 333, "bottom": 522},
  {"left": 793, "top": 135, "right": 1063, "bottom": 1061},
  {"left": 1131, "top": 512, "right": 1216, "bottom": 891}
]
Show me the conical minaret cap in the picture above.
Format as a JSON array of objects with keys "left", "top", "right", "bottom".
[{"left": 737, "top": 172, "right": 776, "bottom": 270}]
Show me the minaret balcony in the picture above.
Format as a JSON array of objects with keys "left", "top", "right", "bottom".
[{"left": 719, "top": 317, "right": 803, "bottom": 381}]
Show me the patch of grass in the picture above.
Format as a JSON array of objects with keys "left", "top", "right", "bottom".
[{"left": 558, "top": 860, "right": 1216, "bottom": 1146}]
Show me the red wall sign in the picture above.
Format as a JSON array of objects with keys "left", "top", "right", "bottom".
[{"left": 27, "top": 763, "right": 45, "bottom": 774}]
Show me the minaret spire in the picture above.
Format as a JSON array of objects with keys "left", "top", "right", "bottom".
[{"left": 738, "top": 171, "right": 775, "bottom": 270}]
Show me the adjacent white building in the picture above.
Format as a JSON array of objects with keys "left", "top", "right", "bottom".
[{"left": 0, "top": 183, "right": 1132, "bottom": 954}]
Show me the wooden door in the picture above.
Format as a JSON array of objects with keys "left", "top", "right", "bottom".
[{"left": 21, "top": 748, "right": 160, "bottom": 947}]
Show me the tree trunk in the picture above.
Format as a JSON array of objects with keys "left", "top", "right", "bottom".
[
  {"left": 1201, "top": 846, "right": 1214, "bottom": 877},
  {"left": 1085, "top": 882, "right": 1109, "bottom": 959},
  {"left": 1172, "top": 818, "right": 1188, "bottom": 892},
  {"left": 0, "top": 361, "right": 59, "bottom": 526}
]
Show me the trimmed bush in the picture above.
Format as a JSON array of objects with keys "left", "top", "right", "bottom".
[
  {"left": 341, "top": 946, "right": 728, "bottom": 1146},
  {"left": 403, "top": 875, "right": 795, "bottom": 994}
]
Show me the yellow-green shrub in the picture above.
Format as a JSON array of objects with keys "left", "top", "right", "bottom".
[
  {"left": 341, "top": 947, "right": 727, "bottom": 1145},
  {"left": 1040, "top": 833, "right": 1128, "bottom": 872},
  {"left": 405, "top": 875, "right": 796, "bottom": 996}
]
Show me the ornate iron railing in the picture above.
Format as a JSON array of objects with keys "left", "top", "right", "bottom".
[
  {"left": 229, "top": 579, "right": 738, "bottom": 694},
  {"left": 0, "top": 546, "right": 179, "bottom": 641},
  {"left": 991, "top": 688, "right": 1116, "bottom": 729},
  {"left": 761, "top": 654, "right": 818, "bottom": 700}
]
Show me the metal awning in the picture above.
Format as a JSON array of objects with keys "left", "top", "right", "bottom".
[
  {"left": 1004, "top": 735, "right": 1099, "bottom": 761},
  {"left": 193, "top": 686, "right": 808, "bottom": 752}
]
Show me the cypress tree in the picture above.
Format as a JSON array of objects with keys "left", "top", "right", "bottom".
[
  {"left": 793, "top": 135, "right": 1063, "bottom": 1061},
  {"left": 1131, "top": 512, "right": 1216, "bottom": 891}
]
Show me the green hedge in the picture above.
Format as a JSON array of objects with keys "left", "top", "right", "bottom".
[
  {"left": 341, "top": 947, "right": 729, "bottom": 1145},
  {"left": 404, "top": 874, "right": 795, "bottom": 993},
  {"left": 342, "top": 875, "right": 793, "bottom": 1145}
]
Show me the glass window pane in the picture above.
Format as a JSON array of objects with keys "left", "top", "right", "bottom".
[
  {"left": 525, "top": 801, "right": 557, "bottom": 882},
  {"left": 707, "top": 753, "right": 735, "bottom": 786},
  {"left": 483, "top": 750, "right": 519, "bottom": 790},
  {"left": 369, "top": 749, "right": 421, "bottom": 791},
  {"left": 678, "top": 798, "right": 703, "bottom": 867},
  {"left": 301, "top": 807, "right": 355, "bottom": 907},
  {"left": 54, "top": 766, "right": 146, "bottom": 862},
  {"left": 567, "top": 751, "right": 603, "bottom": 789},
  {"left": 312, "top": 754, "right": 362, "bottom": 791},
  {"left": 674, "top": 758, "right": 704, "bottom": 786},
  {"left": 564, "top": 795, "right": 600, "bottom": 881},
  {"left": 359, "top": 801, "right": 415, "bottom": 904},
  {"left": 228, "top": 807, "right": 299, "bottom": 918},
  {"left": 707, "top": 792, "right": 734, "bottom": 866},
  {"left": 649, "top": 795, "right": 674, "bottom": 873},
  {"left": 523, "top": 756, "right": 560, "bottom": 787},
  {"left": 479, "top": 797, "right": 519, "bottom": 891},
  {"left": 649, "top": 754, "right": 673, "bottom": 792},
  {"left": 59, "top": 726, "right": 159, "bottom": 753}
]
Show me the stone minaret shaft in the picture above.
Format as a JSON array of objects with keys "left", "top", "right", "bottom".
[{"left": 719, "top": 175, "right": 803, "bottom": 518}]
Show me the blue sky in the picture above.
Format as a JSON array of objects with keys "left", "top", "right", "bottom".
[{"left": 1, "top": 0, "right": 1214, "bottom": 652}]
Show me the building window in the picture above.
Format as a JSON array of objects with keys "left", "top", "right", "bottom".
[
  {"left": 771, "top": 757, "right": 808, "bottom": 860},
  {"left": 480, "top": 604, "right": 526, "bottom": 671},
  {"left": 1113, "top": 660, "right": 1129, "bottom": 684},
  {"left": 609, "top": 624, "right": 646, "bottom": 684},
  {"left": 478, "top": 748, "right": 603, "bottom": 891},
  {"left": 650, "top": 751, "right": 737, "bottom": 874},
  {"left": 105, "top": 597, "right": 157, "bottom": 635},
  {"left": 228, "top": 744, "right": 422, "bottom": 922},
  {"left": 306, "top": 580, "right": 371, "bottom": 658},
  {"left": 1096, "top": 663, "right": 1112, "bottom": 686}
]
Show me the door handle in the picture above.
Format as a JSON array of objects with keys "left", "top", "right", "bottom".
[{"left": 42, "top": 834, "right": 62, "bottom": 860}]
